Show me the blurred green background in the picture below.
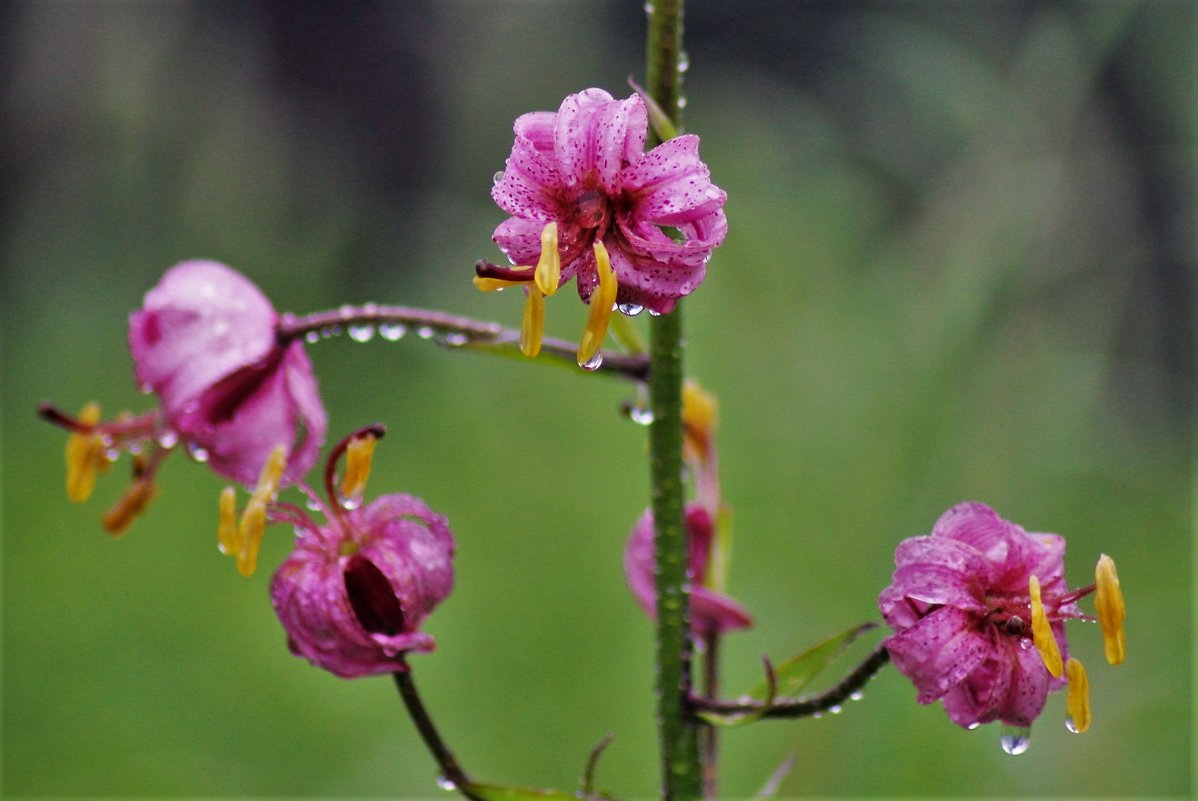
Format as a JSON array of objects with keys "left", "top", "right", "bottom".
[{"left": 2, "top": 1, "right": 1192, "bottom": 797}]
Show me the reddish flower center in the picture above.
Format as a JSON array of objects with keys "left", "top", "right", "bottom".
[
  {"left": 573, "top": 188, "right": 609, "bottom": 230},
  {"left": 344, "top": 555, "right": 406, "bottom": 636}
]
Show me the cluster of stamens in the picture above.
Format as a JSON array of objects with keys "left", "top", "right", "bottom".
[{"left": 474, "top": 221, "right": 618, "bottom": 367}]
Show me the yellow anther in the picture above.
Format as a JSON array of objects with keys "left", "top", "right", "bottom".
[
  {"left": 682, "top": 379, "right": 719, "bottom": 465},
  {"left": 534, "top": 222, "right": 561, "bottom": 296},
  {"left": 218, "top": 486, "right": 238, "bottom": 555},
  {"left": 65, "top": 402, "right": 105, "bottom": 502},
  {"left": 1095, "top": 554, "right": 1126, "bottom": 665},
  {"left": 342, "top": 433, "right": 378, "bottom": 504},
  {"left": 236, "top": 498, "right": 267, "bottom": 577},
  {"left": 101, "top": 479, "right": 158, "bottom": 535},
  {"left": 577, "top": 240, "right": 618, "bottom": 366},
  {"left": 1029, "top": 575, "right": 1063, "bottom": 678},
  {"left": 520, "top": 286, "right": 545, "bottom": 357},
  {"left": 251, "top": 445, "right": 288, "bottom": 505},
  {"left": 1064, "top": 657, "right": 1091, "bottom": 733}
]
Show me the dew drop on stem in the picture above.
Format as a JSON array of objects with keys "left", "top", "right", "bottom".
[
  {"left": 379, "top": 323, "right": 406, "bottom": 341},
  {"left": 348, "top": 325, "right": 375, "bottom": 343}
]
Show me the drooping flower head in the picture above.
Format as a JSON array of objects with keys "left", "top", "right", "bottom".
[
  {"left": 39, "top": 260, "right": 327, "bottom": 533},
  {"left": 129, "top": 259, "right": 326, "bottom": 487},
  {"left": 878, "top": 502, "right": 1125, "bottom": 745},
  {"left": 476, "top": 88, "right": 728, "bottom": 365},
  {"left": 625, "top": 504, "right": 751, "bottom": 641},
  {"left": 263, "top": 427, "right": 456, "bottom": 678}
]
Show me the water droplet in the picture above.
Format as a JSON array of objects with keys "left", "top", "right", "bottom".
[
  {"left": 1018, "top": 637, "right": 1033, "bottom": 650},
  {"left": 648, "top": 309, "right": 662, "bottom": 317},
  {"left": 678, "top": 51, "right": 690, "bottom": 72},
  {"left": 436, "top": 775, "right": 457, "bottom": 791},
  {"left": 139, "top": 382, "right": 154, "bottom": 394},
  {"left": 643, "top": 1, "right": 654, "bottom": 13},
  {"left": 967, "top": 721, "right": 981, "bottom": 731},
  {"left": 127, "top": 443, "right": 142, "bottom": 455},
  {"left": 1000, "top": 725, "right": 1031, "bottom": 755},
  {"left": 156, "top": 430, "right": 179, "bottom": 448},
  {"left": 362, "top": 302, "right": 379, "bottom": 316},
  {"left": 103, "top": 447, "right": 121, "bottom": 461},
  {"left": 1065, "top": 717, "right": 1081, "bottom": 734},
  {"left": 440, "top": 332, "right": 468, "bottom": 347},
  {"left": 379, "top": 323, "right": 406, "bottom": 341},
  {"left": 617, "top": 302, "right": 645, "bottom": 317},
  {"left": 339, "top": 303, "right": 354, "bottom": 320},
  {"left": 320, "top": 325, "right": 342, "bottom": 339},
  {"left": 304, "top": 331, "right": 320, "bottom": 344},
  {"left": 340, "top": 494, "right": 363, "bottom": 511},
  {"left": 629, "top": 405, "right": 654, "bottom": 425},
  {"left": 828, "top": 705, "right": 843, "bottom": 715},
  {"left": 849, "top": 691, "right": 864, "bottom": 701},
  {"left": 811, "top": 711, "right": 822, "bottom": 719},
  {"left": 580, "top": 352, "right": 604, "bottom": 371},
  {"left": 187, "top": 443, "right": 210, "bottom": 463},
  {"left": 492, "top": 171, "right": 506, "bottom": 186},
  {"left": 305, "top": 496, "right": 322, "bottom": 512},
  {"left": 416, "top": 326, "right": 434, "bottom": 340},
  {"left": 677, "top": 95, "right": 687, "bottom": 109},
  {"left": 348, "top": 324, "right": 375, "bottom": 343}
]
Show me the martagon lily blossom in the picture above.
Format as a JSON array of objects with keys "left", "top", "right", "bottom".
[
  {"left": 262, "top": 426, "right": 457, "bottom": 677},
  {"left": 39, "top": 260, "right": 327, "bottom": 533},
  {"left": 476, "top": 88, "right": 728, "bottom": 365},
  {"left": 878, "top": 502, "right": 1125, "bottom": 749}
]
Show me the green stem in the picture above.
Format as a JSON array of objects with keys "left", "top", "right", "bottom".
[{"left": 645, "top": 1, "right": 699, "bottom": 799}]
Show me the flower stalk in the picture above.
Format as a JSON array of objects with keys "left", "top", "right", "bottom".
[
  {"left": 277, "top": 303, "right": 650, "bottom": 383},
  {"left": 644, "top": 1, "right": 702, "bottom": 799}
]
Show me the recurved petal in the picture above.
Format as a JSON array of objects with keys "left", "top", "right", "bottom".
[
  {"left": 491, "top": 131, "right": 565, "bottom": 220},
  {"left": 355, "top": 494, "right": 456, "bottom": 622},
  {"left": 621, "top": 135, "right": 728, "bottom": 225},
  {"left": 600, "top": 233, "right": 702, "bottom": 315},
  {"left": 692, "top": 587, "right": 754, "bottom": 637},
  {"left": 884, "top": 606, "right": 993, "bottom": 704},
  {"left": 129, "top": 260, "right": 278, "bottom": 417},
  {"left": 885, "top": 535, "right": 993, "bottom": 611},
  {"left": 554, "top": 89, "right": 646, "bottom": 192}
]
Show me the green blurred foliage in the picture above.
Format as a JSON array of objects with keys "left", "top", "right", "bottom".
[{"left": 2, "top": 1, "right": 1191, "bottom": 798}]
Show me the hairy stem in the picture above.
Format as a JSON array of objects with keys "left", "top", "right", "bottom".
[
  {"left": 277, "top": 304, "right": 649, "bottom": 383},
  {"left": 645, "top": 1, "right": 700, "bottom": 799}
]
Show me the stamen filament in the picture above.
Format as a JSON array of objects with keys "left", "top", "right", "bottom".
[
  {"left": 218, "top": 486, "right": 238, "bottom": 555},
  {"left": 1029, "top": 575, "right": 1063, "bottom": 678},
  {"left": 102, "top": 478, "right": 158, "bottom": 535}
]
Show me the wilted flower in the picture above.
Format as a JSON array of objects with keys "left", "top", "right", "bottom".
[
  {"left": 40, "top": 261, "right": 327, "bottom": 533},
  {"left": 625, "top": 504, "right": 751, "bottom": 641},
  {"left": 878, "top": 502, "right": 1125, "bottom": 742},
  {"left": 264, "top": 427, "right": 456, "bottom": 678},
  {"left": 476, "top": 88, "right": 728, "bottom": 364}
]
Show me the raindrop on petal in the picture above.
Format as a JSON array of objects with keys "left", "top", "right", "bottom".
[
  {"left": 617, "top": 302, "right": 645, "bottom": 317},
  {"left": 492, "top": 171, "right": 505, "bottom": 186},
  {"left": 1000, "top": 725, "right": 1031, "bottom": 755}
]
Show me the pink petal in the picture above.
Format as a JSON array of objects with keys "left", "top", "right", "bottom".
[
  {"left": 554, "top": 89, "right": 646, "bottom": 192},
  {"left": 491, "top": 131, "right": 565, "bottom": 221},
  {"left": 129, "top": 260, "right": 277, "bottom": 418},
  {"left": 621, "top": 135, "right": 728, "bottom": 225},
  {"left": 884, "top": 606, "right": 992, "bottom": 704}
]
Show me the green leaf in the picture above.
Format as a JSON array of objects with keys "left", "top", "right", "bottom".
[{"left": 748, "top": 622, "right": 878, "bottom": 700}]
